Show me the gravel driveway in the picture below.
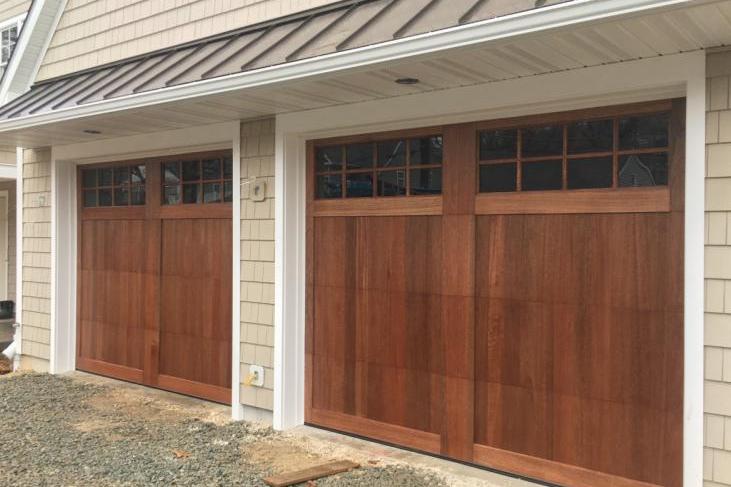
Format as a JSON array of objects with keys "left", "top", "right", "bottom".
[{"left": 0, "top": 373, "right": 447, "bottom": 486}]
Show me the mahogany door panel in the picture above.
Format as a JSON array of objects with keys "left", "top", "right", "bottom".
[
  {"left": 306, "top": 101, "right": 684, "bottom": 487},
  {"left": 77, "top": 152, "right": 233, "bottom": 404},
  {"left": 474, "top": 213, "right": 683, "bottom": 487},
  {"left": 159, "top": 218, "right": 233, "bottom": 391},
  {"left": 311, "top": 215, "right": 443, "bottom": 435},
  {"left": 77, "top": 219, "right": 146, "bottom": 373}
]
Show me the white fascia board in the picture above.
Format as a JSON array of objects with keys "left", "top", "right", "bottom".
[{"left": 0, "top": 0, "right": 704, "bottom": 134}]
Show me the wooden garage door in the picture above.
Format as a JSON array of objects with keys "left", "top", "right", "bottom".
[
  {"left": 77, "top": 151, "right": 233, "bottom": 403},
  {"left": 306, "top": 100, "right": 684, "bottom": 487}
]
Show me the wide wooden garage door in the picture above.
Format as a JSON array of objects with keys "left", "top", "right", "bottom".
[
  {"left": 306, "top": 100, "right": 684, "bottom": 487},
  {"left": 77, "top": 151, "right": 233, "bottom": 403}
]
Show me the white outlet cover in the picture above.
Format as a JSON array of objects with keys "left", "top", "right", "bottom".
[{"left": 249, "top": 364, "right": 264, "bottom": 387}]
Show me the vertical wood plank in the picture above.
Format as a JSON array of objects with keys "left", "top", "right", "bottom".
[
  {"left": 440, "top": 123, "right": 476, "bottom": 461},
  {"left": 143, "top": 160, "right": 161, "bottom": 386}
]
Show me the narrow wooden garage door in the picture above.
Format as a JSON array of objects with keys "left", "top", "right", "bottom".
[
  {"left": 77, "top": 151, "right": 233, "bottom": 403},
  {"left": 306, "top": 100, "right": 684, "bottom": 487}
]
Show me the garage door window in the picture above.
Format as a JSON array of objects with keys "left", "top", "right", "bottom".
[
  {"left": 478, "top": 112, "right": 669, "bottom": 193},
  {"left": 162, "top": 156, "right": 233, "bottom": 205},
  {"left": 81, "top": 164, "right": 146, "bottom": 207},
  {"left": 315, "top": 136, "right": 442, "bottom": 199}
]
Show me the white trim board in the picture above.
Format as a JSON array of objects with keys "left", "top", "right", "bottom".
[{"left": 274, "top": 50, "right": 705, "bottom": 486}]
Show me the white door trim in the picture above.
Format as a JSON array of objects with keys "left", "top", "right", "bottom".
[
  {"left": 274, "top": 50, "right": 705, "bottom": 486},
  {"left": 0, "top": 190, "right": 9, "bottom": 301}
]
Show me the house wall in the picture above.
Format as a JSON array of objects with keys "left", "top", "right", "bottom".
[
  {"left": 36, "top": 0, "right": 339, "bottom": 81},
  {"left": 0, "top": 0, "right": 30, "bottom": 24},
  {"left": 239, "top": 118, "right": 275, "bottom": 416},
  {"left": 705, "top": 49, "right": 731, "bottom": 487},
  {"left": 0, "top": 179, "right": 17, "bottom": 304},
  {"left": 19, "top": 147, "right": 51, "bottom": 372}
]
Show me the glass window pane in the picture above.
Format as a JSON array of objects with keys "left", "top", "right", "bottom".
[
  {"left": 377, "top": 140, "right": 406, "bottom": 168},
  {"left": 316, "top": 146, "right": 342, "bottom": 172},
  {"left": 98, "top": 168, "right": 113, "bottom": 186},
  {"left": 114, "top": 166, "right": 129, "bottom": 185},
  {"left": 203, "top": 182, "right": 222, "bottom": 203},
  {"left": 377, "top": 170, "right": 406, "bottom": 196},
  {"left": 224, "top": 181, "right": 233, "bottom": 202},
  {"left": 522, "top": 160, "right": 563, "bottom": 191},
  {"left": 163, "top": 162, "right": 180, "bottom": 184},
  {"left": 163, "top": 185, "right": 181, "bottom": 205},
  {"left": 114, "top": 187, "right": 129, "bottom": 206},
  {"left": 316, "top": 174, "right": 342, "bottom": 199},
  {"left": 98, "top": 188, "right": 113, "bottom": 206},
  {"left": 345, "top": 173, "right": 373, "bottom": 198},
  {"left": 182, "top": 160, "right": 200, "bottom": 181},
  {"left": 223, "top": 157, "right": 233, "bottom": 178},
  {"left": 479, "top": 130, "right": 517, "bottom": 161},
  {"left": 567, "top": 157, "right": 613, "bottom": 189},
  {"left": 618, "top": 153, "right": 668, "bottom": 187},
  {"left": 619, "top": 114, "right": 669, "bottom": 150},
  {"left": 410, "top": 136, "right": 443, "bottom": 165},
  {"left": 479, "top": 163, "right": 516, "bottom": 193},
  {"left": 82, "top": 190, "right": 97, "bottom": 207},
  {"left": 567, "top": 119, "right": 613, "bottom": 153},
  {"left": 183, "top": 184, "right": 200, "bottom": 203},
  {"left": 130, "top": 186, "right": 145, "bottom": 206},
  {"left": 410, "top": 168, "right": 442, "bottom": 195},
  {"left": 131, "top": 165, "right": 146, "bottom": 184},
  {"left": 81, "top": 169, "right": 96, "bottom": 188},
  {"left": 346, "top": 143, "right": 373, "bottom": 170},
  {"left": 522, "top": 125, "right": 563, "bottom": 158},
  {"left": 202, "top": 159, "right": 221, "bottom": 180}
]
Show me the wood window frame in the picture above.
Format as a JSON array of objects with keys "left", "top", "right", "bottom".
[
  {"left": 79, "top": 150, "right": 233, "bottom": 221},
  {"left": 475, "top": 99, "right": 675, "bottom": 214},
  {"left": 308, "top": 100, "right": 678, "bottom": 218},
  {"left": 311, "top": 126, "right": 444, "bottom": 214}
]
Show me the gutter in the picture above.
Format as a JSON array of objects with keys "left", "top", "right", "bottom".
[{"left": 0, "top": 0, "right": 707, "bottom": 134}]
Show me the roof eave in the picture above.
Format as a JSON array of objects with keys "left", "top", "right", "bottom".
[{"left": 0, "top": 0, "right": 704, "bottom": 135}]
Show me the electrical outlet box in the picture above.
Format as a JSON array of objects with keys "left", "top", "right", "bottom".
[
  {"left": 251, "top": 178, "right": 266, "bottom": 202},
  {"left": 249, "top": 364, "right": 264, "bottom": 387}
]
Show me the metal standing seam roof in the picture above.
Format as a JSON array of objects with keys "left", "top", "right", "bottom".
[{"left": 0, "top": 0, "right": 573, "bottom": 121}]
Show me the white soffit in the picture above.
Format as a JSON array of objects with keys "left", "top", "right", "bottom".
[{"left": 0, "top": 0, "right": 729, "bottom": 147}]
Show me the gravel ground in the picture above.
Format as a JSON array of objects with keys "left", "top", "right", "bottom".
[{"left": 0, "top": 373, "right": 448, "bottom": 486}]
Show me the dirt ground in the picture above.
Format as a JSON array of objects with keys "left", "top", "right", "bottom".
[{"left": 2, "top": 372, "right": 520, "bottom": 486}]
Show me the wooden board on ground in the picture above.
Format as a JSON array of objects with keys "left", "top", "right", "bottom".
[{"left": 263, "top": 460, "right": 360, "bottom": 487}]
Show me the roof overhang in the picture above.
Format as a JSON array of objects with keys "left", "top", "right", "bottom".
[{"left": 0, "top": 0, "right": 727, "bottom": 147}]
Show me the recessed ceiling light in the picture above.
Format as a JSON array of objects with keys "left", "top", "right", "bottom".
[
  {"left": 395, "top": 77, "right": 419, "bottom": 85},
  {"left": 83, "top": 129, "right": 101, "bottom": 134}
]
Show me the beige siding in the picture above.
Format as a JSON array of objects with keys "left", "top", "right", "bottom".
[
  {"left": 0, "top": 0, "right": 30, "bottom": 24},
  {"left": 705, "top": 50, "right": 731, "bottom": 487},
  {"left": 19, "top": 148, "right": 51, "bottom": 372},
  {"left": 239, "top": 118, "right": 275, "bottom": 412},
  {"left": 37, "top": 0, "right": 338, "bottom": 81},
  {"left": 0, "top": 179, "right": 17, "bottom": 304}
]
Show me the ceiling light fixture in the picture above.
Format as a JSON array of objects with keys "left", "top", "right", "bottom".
[
  {"left": 83, "top": 129, "right": 101, "bottom": 134},
  {"left": 395, "top": 77, "right": 420, "bottom": 85}
]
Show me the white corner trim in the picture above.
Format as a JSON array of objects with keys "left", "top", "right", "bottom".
[
  {"left": 274, "top": 50, "right": 706, "bottom": 486},
  {"left": 683, "top": 52, "right": 706, "bottom": 487},
  {"left": 48, "top": 147, "right": 56, "bottom": 373},
  {"left": 13, "top": 147, "right": 21, "bottom": 370},
  {"left": 0, "top": 0, "right": 701, "bottom": 134},
  {"left": 231, "top": 120, "right": 243, "bottom": 421}
]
